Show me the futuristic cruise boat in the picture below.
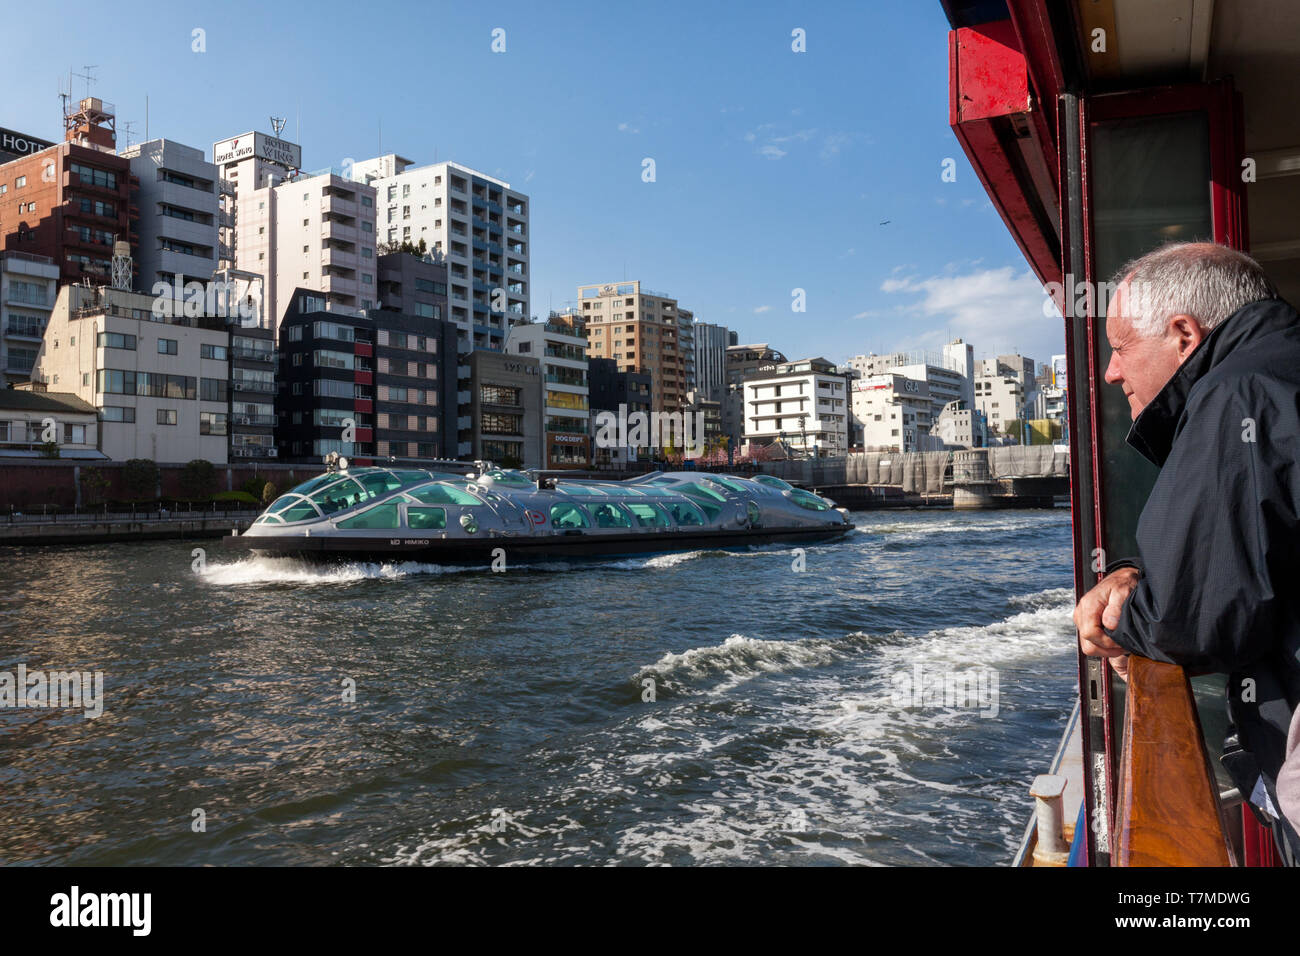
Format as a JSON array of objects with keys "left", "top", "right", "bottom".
[{"left": 223, "top": 457, "right": 853, "bottom": 563}]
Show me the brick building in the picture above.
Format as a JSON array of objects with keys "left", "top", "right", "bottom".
[{"left": 0, "top": 98, "right": 137, "bottom": 286}]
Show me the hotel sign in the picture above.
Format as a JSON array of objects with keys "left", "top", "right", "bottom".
[
  {"left": 213, "top": 131, "right": 301, "bottom": 169},
  {"left": 0, "top": 127, "right": 55, "bottom": 162}
]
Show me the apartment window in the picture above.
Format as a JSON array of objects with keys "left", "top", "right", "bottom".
[
  {"left": 362, "top": 195, "right": 373, "bottom": 208},
  {"left": 362, "top": 221, "right": 373, "bottom": 233},
  {"left": 157, "top": 409, "right": 178, "bottom": 426},
  {"left": 97, "top": 331, "right": 136, "bottom": 350},
  {"left": 101, "top": 406, "right": 135, "bottom": 423},
  {"left": 15, "top": 175, "right": 27, "bottom": 188},
  {"left": 158, "top": 338, "right": 178, "bottom": 355},
  {"left": 200, "top": 343, "right": 227, "bottom": 361},
  {"left": 199, "top": 411, "right": 228, "bottom": 436}
]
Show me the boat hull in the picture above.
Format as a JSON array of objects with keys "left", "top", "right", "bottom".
[{"left": 221, "top": 523, "right": 853, "bottom": 564}]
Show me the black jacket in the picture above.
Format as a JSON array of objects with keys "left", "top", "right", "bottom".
[{"left": 1112, "top": 297, "right": 1300, "bottom": 842}]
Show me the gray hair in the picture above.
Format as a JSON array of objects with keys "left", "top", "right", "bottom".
[{"left": 1115, "top": 242, "right": 1278, "bottom": 337}]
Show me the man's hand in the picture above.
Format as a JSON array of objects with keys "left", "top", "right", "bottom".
[{"left": 1074, "top": 566, "right": 1141, "bottom": 660}]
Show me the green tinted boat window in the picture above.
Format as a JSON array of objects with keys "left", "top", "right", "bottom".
[
  {"left": 337, "top": 502, "right": 400, "bottom": 530},
  {"left": 309, "top": 478, "right": 367, "bottom": 515},
  {"left": 753, "top": 475, "right": 793, "bottom": 490},
  {"left": 409, "top": 484, "right": 484, "bottom": 506},
  {"left": 788, "top": 489, "right": 831, "bottom": 511},
  {"left": 406, "top": 506, "right": 447, "bottom": 530},
  {"left": 590, "top": 503, "right": 634, "bottom": 529},
  {"left": 357, "top": 471, "right": 404, "bottom": 497},
  {"left": 280, "top": 500, "right": 321, "bottom": 523},
  {"left": 625, "top": 502, "right": 669, "bottom": 527},
  {"left": 550, "top": 503, "right": 591, "bottom": 529},
  {"left": 268, "top": 495, "right": 300, "bottom": 514},
  {"left": 665, "top": 501, "right": 706, "bottom": 526}
]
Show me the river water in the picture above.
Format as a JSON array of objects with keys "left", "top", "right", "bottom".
[{"left": 0, "top": 507, "right": 1077, "bottom": 866}]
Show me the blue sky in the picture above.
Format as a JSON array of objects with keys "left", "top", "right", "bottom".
[{"left": 6, "top": 0, "right": 1064, "bottom": 367}]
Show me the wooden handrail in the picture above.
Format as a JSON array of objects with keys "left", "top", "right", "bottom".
[{"left": 1112, "top": 657, "right": 1232, "bottom": 866}]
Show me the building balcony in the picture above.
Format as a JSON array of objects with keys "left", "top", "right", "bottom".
[
  {"left": 231, "top": 378, "right": 276, "bottom": 394},
  {"left": 322, "top": 247, "right": 358, "bottom": 271},
  {"left": 323, "top": 195, "right": 358, "bottom": 219},
  {"left": 231, "top": 414, "right": 277, "bottom": 427},
  {"left": 321, "top": 220, "right": 358, "bottom": 244}
]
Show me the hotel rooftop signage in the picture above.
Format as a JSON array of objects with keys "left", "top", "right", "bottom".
[
  {"left": 213, "top": 131, "right": 301, "bottom": 169},
  {"left": 0, "top": 127, "right": 56, "bottom": 162}
]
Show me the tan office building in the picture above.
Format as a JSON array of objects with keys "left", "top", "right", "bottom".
[{"left": 577, "top": 280, "right": 688, "bottom": 414}]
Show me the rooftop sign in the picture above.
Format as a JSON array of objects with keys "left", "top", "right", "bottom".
[{"left": 213, "top": 131, "right": 301, "bottom": 169}]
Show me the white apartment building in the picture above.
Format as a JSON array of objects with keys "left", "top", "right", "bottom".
[
  {"left": 853, "top": 373, "right": 936, "bottom": 452},
  {"left": 505, "top": 316, "right": 590, "bottom": 468},
  {"left": 934, "top": 399, "right": 987, "bottom": 448},
  {"left": 29, "top": 285, "right": 233, "bottom": 463},
  {"left": 848, "top": 339, "right": 974, "bottom": 421},
  {"left": 1, "top": 251, "right": 59, "bottom": 387},
  {"left": 119, "top": 139, "right": 219, "bottom": 292},
  {"left": 743, "top": 357, "right": 850, "bottom": 456},
  {"left": 352, "top": 155, "right": 530, "bottom": 351},
  {"left": 213, "top": 129, "right": 303, "bottom": 329},
  {"left": 266, "top": 172, "right": 378, "bottom": 332},
  {"left": 975, "top": 358, "right": 1026, "bottom": 436}
]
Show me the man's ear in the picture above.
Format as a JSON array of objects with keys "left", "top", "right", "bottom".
[{"left": 1169, "top": 314, "right": 1205, "bottom": 360}]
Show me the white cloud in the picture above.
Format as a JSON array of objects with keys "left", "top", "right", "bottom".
[
  {"left": 758, "top": 145, "right": 787, "bottom": 160},
  {"left": 617, "top": 122, "right": 640, "bottom": 134},
  {"left": 878, "top": 266, "right": 1063, "bottom": 361},
  {"left": 753, "top": 305, "right": 772, "bottom": 314}
]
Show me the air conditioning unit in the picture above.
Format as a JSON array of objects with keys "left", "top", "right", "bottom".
[{"left": 266, "top": 448, "right": 278, "bottom": 457}]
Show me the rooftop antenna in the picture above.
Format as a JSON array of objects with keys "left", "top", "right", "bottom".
[
  {"left": 120, "top": 119, "right": 136, "bottom": 148},
  {"left": 73, "top": 64, "right": 97, "bottom": 100},
  {"left": 270, "top": 116, "right": 286, "bottom": 137}
]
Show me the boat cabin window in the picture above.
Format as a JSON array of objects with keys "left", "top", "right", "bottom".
[
  {"left": 356, "top": 471, "right": 405, "bottom": 497},
  {"left": 406, "top": 506, "right": 447, "bottom": 531},
  {"left": 309, "top": 478, "right": 368, "bottom": 515},
  {"left": 664, "top": 500, "right": 707, "bottom": 526},
  {"left": 787, "top": 489, "right": 830, "bottom": 511},
  {"left": 392, "top": 469, "right": 436, "bottom": 484},
  {"left": 408, "top": 484, "right": 484, "bottom": 506},
  {"left": 336, "top": 502, "right": 400, "bottom": 530},
  {"left": 286, "top": 474, "right": 341, "bottom": 497},
  {"left": 279, "top": 499, "right": 322, "bottom": 523},
  {"left": 267, "top": 494, "right": 303, "bottom": 514},
  {"left": 550, "top": 503, "right": 591, "bottom": 529},
  {"left": 590, "top": 503, "right": 634, "bottom": 529},
  {"left": 624, "top": 502, "right": 670, "bottom": 528},
  {"left": 484, "top": 469, "right": 533, "bottom": 488},
  {"left": 709, "top": 476, "right": 752, "bottom": 494},
  {"left": 752, "top": 475, "right": 793, "bottom": 491}
]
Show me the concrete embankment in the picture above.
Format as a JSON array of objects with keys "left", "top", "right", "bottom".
[{"left": 0, "top": 515, "right": 254, "bottom": 546}]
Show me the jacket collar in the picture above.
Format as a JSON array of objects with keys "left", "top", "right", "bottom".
[{"left": 1126, "top": 298, "right": 1298, "bottom": 466}]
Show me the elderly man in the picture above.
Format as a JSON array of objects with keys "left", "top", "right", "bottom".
[{"left": 1073, "top": 241, "right": 1300, "bottom": 861}]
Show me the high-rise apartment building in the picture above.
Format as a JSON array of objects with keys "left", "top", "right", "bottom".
[
  {"left": 578, "top": 280, "right": 690, "bottom": 413},
  {"left": 119, "top": 139, "right": 219, "bottom": 292},
  {"left": 352, "top": 155, "right": 530, "bottom": 351},
  {"left": 694, "top": 322, "right": 735, "bottom": 402},
  {"left": 276, "top": 289, "right": 458, "bottom": 464}
]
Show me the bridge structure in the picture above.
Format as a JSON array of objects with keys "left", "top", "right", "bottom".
[{"left": 757, "top": 446, "right": 1069, "bottom": 510}]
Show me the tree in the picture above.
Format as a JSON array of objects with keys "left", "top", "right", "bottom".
[
  {"left": 82, "top": 466, "right": 111, "bottom": 506},
  {"left": 38, "top": 440, "right": 60, "bottom": 459},
  {"left": 122, "top": 459, "right": 159, "bottom": 502},
  {"left": 180, "top": 459, "right": 217, "bottom": 499},
  {"left": 260, "top": 481, "right": 279, "bottom": 506}
]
